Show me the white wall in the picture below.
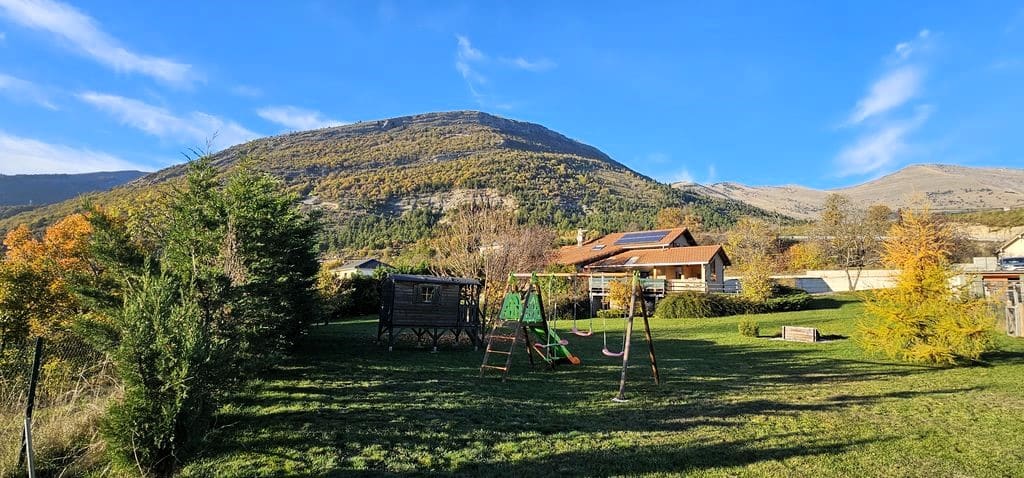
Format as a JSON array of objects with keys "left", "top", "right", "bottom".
[
  {"left": 1001, "top": 238, "right": 1024, "bottom": 259},
  {"left": 728, "top": 269, "right": 900, "bottom": 293},
  {"left": 334, "top": 267, "right": 378, "bottom": 278}
]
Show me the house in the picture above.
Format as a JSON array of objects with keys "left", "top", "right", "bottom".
[
  {"left": 585, "top": 245, "right": 731, "bottom": 293},
  {"left": 554, "top": 227, "right": 698, "bottom": 269},
  {"left": 331, "top": 258, "right": 392, "bottom": 278},
  {"left": 553, "top": 228, "right": 732, "bottom": 309},
  {"left": 997, "top": 233, "right": 1024, "bottom": 270}
]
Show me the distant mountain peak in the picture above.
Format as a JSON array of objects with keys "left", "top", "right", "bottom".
[{"left": 675, "top": 163, "right": 1024, "bottom": 219}]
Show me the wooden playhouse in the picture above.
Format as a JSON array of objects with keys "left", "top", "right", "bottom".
[{"left": 378, "top": 274, "right": 483, "bottom": 350}]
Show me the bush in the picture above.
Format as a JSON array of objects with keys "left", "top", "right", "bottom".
[
  {"left": 654, "top": 286, "right": 814, "bottom": 319},
  {"left": 654, "top": 292, "right": 750, "bottom": 318},
  {"left": 764, "top": 290, "right": 812, "bottom": 312},
  {"left": 738, "top": 319, "right": 759, "bottom": 337},
  {"left": 317, "top": 273, "right": 382, "bottom": 321},
  {"left": 596, "top": 309, "right": 625, "bottom": 319}
]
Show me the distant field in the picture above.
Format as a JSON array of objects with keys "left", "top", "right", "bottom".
[
  {"left": 180, "top": 295, "right": 1024, "bottom": 477},
  {"left": 951, "top": 208, "right": 1024, "bottom": 229}
]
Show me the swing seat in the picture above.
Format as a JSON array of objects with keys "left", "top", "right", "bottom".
[
  {"left": 533, "top": 339, "right": 569, "bottom": 348},
  {"left": 602, "top": 348, "right": 625, "bottom": 358},
  {"left": 571, "top": 326, "right": 593, "bottom": 337}
]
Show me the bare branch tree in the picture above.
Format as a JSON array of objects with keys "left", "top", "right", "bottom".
[{"left": 432, "top": 206, "right": 554, "bottom": 317}]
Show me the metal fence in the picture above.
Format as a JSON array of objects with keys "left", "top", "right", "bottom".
[
  {"left": 1, "top": 337, "right": 114, "bottom": 477},
  {"left": 980, "top": 280, "right": 1023, "bottom": 338}
]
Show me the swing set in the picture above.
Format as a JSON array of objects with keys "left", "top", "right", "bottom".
[{"left": 479, "top": 271, "right": 660, "bottom": 401}]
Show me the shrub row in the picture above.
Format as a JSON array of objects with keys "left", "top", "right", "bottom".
[{"left": 653, "top": 287, "right": 813, "bottom": 319}]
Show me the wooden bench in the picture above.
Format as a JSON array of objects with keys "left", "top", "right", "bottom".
[{"left": 782, "top": 326, "right": 820, "bottom": 343}]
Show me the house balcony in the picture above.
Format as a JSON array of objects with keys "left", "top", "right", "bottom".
[{"left": 589, "top": 277, "right": 735, "bottom": 296}]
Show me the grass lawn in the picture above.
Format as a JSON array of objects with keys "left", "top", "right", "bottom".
[{"left": 180, "top": 294, "right": 1024, "bottom": 477}]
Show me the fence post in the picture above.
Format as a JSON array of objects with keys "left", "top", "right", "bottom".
[{"left": 17, "top": 337, "right": 43, "bottom": 477}]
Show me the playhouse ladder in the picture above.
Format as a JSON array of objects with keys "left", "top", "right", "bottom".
[{"left": 480, "top": 319, "right": 531, "bottom": 380}]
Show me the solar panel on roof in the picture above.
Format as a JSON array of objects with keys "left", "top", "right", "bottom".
[{"left": 614, "top": 230, "right": 671, "bottom": 245}]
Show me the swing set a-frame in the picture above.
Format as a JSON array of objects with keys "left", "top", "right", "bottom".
[{"left": 480, "top": 271, "right": 660, "bottom": 401}]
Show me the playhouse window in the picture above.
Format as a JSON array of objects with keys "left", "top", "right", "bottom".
[{"left": 420, "top": 285, "right": 438, "bottom": 303}]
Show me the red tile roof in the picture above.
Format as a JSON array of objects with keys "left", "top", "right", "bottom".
[
  {"left": 553, "top": 227, "right": 696, "bottom": 266},
  {"left": 585, "top": 245, "right": 730, "bottom": 269}
]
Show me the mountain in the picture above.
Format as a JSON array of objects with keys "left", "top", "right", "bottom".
[
  {"left": 0, "top": 170, "right": 147, "bottom": 220},
  {"left": 0, "top": 111, "right": 772, "bottom": 251},
  {"left": 676, "top": 164, "right": 1024, "bottom": 220},
  {"left": 0, "top": 170, "right": 146, "bottom": 206}
]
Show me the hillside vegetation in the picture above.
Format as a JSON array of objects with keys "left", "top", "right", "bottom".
[
  {"left": 949, "top": 208, "right": 1024, "bottom": 229},
  {"left": 0, "top": 111, "right": 775, "bottom": 252}
]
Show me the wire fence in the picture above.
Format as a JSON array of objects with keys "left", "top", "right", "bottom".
[{"left": 1, "top": 336, "right": 116, "bottom": 477}]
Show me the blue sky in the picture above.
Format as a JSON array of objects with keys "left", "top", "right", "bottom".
[{"left": 0, "top": 0, "right": 1022, "bottom": 188}]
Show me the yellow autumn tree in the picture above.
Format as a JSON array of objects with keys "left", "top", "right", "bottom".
[
  {"left": 726, "top": 217, "right": 776, "bottom": 303},
  {"left": 605, "top": 279, "right": 632, "bottom": 310},
  {"left": 859, "top": 206, "right": 995, "bottom": 365}
]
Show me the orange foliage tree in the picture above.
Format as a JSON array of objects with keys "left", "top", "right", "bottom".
[{"left": 0, "top": 213, "right": 99, "bottom": 343}]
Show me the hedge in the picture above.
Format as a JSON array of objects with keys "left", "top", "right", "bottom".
[{"left": 653, "top": 287, "right": 813, "bottom": 319}]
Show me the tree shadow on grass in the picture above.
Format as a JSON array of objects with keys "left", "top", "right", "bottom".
[
  {"left": 189, "top": 321, "right": 965, "bottom": 476},
  {"left": 804, "top": 296, "right": 847, "bottom": 311}
]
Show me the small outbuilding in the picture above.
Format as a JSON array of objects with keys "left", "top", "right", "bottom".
[
  {"left": 331, "top": 258, "right": 392, "bottom": 278},
  {"left": 378, "top": 274, "right": 483, "bottom": 351}
]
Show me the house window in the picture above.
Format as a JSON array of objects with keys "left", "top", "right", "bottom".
[{"left": 419, "top": 285, "right": 438, "bottom": 303}]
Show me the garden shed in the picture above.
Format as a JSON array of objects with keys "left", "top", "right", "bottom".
[{"left": 378, "top": 274, "right": 483, "bottom": 351}]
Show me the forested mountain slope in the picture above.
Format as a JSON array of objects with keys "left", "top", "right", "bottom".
[{"left": 1, "top": 111, "right": 775, "bottom": 251}]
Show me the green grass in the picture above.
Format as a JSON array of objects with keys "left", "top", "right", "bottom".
[{"left": 179, "top": 295, "right": 1024, "bottom": 477}]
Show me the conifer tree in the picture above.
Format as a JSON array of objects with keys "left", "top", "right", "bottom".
[{"left": 859, "top": 206, "right": 995, "bottom": 364}]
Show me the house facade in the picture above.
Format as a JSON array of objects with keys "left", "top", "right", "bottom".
[
  {"left": 997, "top": 233, "right": 1024, "bottom": 270},
  {"left": 553, "top": 228, "right": 732, "bottom": 301},
  {"left": 331, "top": 258, "right": 392, "bottom": 278}
]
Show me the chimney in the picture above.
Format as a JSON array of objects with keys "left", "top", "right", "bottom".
[{"left": 576, "top": 229, "right": 586, "bottom": 247}]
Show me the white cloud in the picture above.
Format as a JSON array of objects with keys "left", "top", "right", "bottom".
[
  {"left": 836, "top": 29, "right": 935, "bottom": 176},
  {"left": 0, "top": 131, "right": 146, "bottom": 174},
  {"left": 257, "top": 106, "right": 347, "bottom": 131},
  {"left": 456, "top": 35, "right": 483, "bottom": 62},
  {"left": 670, "top": 168, "right": 695, "bottom": 184},
  {"left": 663, "top": 163, "right": 718, "bottom": 184},
  {"left": 0, "top": 0, "right": 195, "bottom": 86},
  {"left": 893, "top": 29, "right": 930, "bottom": 60},
  {"left": 503, "top": 57, "right": 556, "bottom": 72},
  {"left": 230, "top": 84, "right": 262, "bottom": 97},
  {"left": 78, "top": 92, "right": 258, "bottom": 149},
  {"left": 0, "top": 72, "right": 56, "bottom": 109},
  {"left": 847, "top": 66, "right": 922, "bottom": 124},
  {"left": 455, "top": 34, "right": 487, "bottom": 86},
  {"left": 836, "top": 106, "right": 932, "bottom": 177}
]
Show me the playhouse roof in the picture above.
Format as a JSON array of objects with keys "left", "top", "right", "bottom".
[{"left": 387, "top": 274, "right": 481, "bottom": 286}]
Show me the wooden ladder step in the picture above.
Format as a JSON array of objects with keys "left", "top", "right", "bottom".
[
  {"left": 481, "top": 364, "right": 508, "bottom": 371},
  {"left": 488, "top": 334, "right": 517, "bottom": 340},
  {"left": 485, "top": 349, "right": 511, "bottom": 355}
]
